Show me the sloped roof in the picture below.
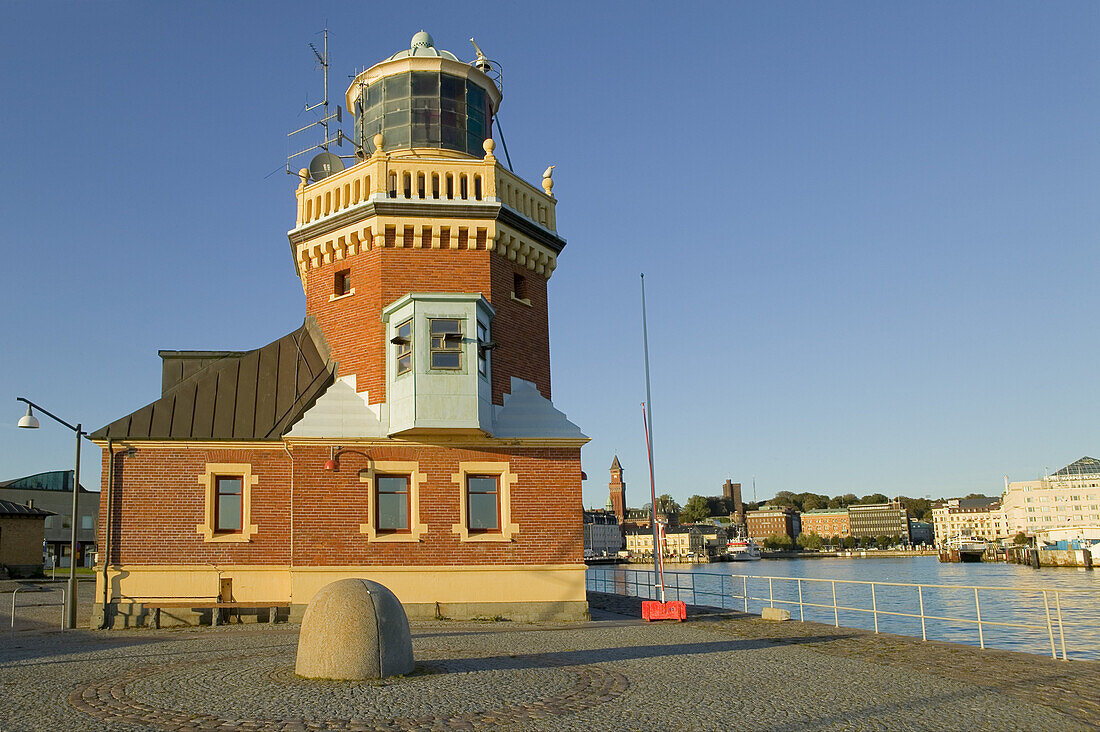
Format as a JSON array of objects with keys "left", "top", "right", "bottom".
[
  {"left": 1053, "top": 457, "right": 1100, "bottom": 477},
  {"left": 286, "top": 376, "right": 386, "bottom": 439},
  {"left": 90, "top": 318, "right": 334, "bottom": 441},
  {"left": 0, "top": 470, "right": 91, "bottom": 493},
  {"left": 610, "top": 456, "right": 622, "bottom": 471},
  {"left": 492, "top": 378, "right": 587, "bottom": 440},
  {"left": 0, "top": 499, "right": 54, "bottom": 517}
]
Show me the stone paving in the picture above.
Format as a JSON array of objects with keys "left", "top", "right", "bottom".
[{"left": 1, "top": 588, "right": 1098, "bottom": 731}]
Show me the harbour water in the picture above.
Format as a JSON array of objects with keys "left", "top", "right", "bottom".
[{"left": 587, "top": 556, "right": 1100, "bottom": 659}]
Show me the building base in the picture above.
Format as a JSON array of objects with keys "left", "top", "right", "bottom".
[{"left": 93, "top": 563, "right": 589, "bottom": 628}]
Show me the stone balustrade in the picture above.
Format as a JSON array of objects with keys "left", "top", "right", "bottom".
[{"left": 294, "top": 141, "right": 556, "bottom": 232}]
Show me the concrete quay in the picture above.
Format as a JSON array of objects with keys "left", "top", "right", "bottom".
[{"left": 1, "top": 589, "right": 1099, "bottom": 731}]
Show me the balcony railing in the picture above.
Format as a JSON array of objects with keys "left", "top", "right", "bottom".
[
  {"left": 587, "top": 567, "right": 1100, "bottom": 660},
  {"left": 294, "top": 152, "right": 556, "bottom": 232}
]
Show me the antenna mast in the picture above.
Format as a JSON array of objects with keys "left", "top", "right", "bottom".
[{"left": 286, "top": 27, "right": 350, "bottom": 176}]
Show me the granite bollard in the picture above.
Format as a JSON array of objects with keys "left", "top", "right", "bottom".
[{"left": 295, "top": 578, "right": 415, "bottom": 680}]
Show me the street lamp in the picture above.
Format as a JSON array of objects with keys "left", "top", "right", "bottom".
[{"left": 16, "top": 397, "right": 89, "bottom": 630}]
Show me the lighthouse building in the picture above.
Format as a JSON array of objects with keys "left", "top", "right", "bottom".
[{"left": 90, "top": 32, "right": 588, "bottom": 625}]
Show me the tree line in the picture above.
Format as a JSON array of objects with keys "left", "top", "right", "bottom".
[{"left": 673, "top": 491, "right": 996, "bottom": 524}]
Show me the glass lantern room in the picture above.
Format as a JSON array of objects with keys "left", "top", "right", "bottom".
[{"left": 354, "top": 70, "right": 491, "bottom": 156}]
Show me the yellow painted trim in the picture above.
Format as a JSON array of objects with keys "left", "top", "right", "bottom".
[
  {"left": 98, "top": 564, "right": 587, "bottom": 606},
  {"left": 358, "top": 460, "right": 428, "bottom": 542},
  {"left": 88, "top": 440, "right": 285, "bottom": 450},
  {"left": 196, "top": 463, "right": 258, "bottom": 543},
  {"left": 451, "top": 461, "right": 519, "bottom": 542},
  {"left": 102, "top": 563, "right": 580, "bottom": 572}
]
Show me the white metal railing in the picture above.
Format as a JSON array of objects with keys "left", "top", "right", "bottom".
[
  {"left": 587, "top": 568, "right": 1093, "bottom": 660},
  {"left": 9, "top": 585, "right": 67, "bottom": 638}
]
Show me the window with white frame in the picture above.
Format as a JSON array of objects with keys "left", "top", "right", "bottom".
[{"left": 430, "top": 318, "right": 463, "bottom": 369}]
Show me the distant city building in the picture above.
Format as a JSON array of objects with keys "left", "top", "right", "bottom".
[
  {"left": 686, "top": 524, "right": 729, "bottom": 558},
  {"left": 624, "top": 525, "right": 711, "bottom": 559},
  {"left": 931, "top": 498, "right": 1005, "bottom": 546},
  {"left": 583, "top": 510, "right": 622, "bottom": 556},
  {"left": 0, "top": 499, "right": 54, "bottom": 577},
  {"left": 608, "top": 457, "right": 626, "bottom": 521},
  {"left": 0, "top": 470, "right": 98, "bottom": 567},
  {"left": 847, "top": 503, "right": 909, "bottom": 541},
  {"left": 1001, "top": 457, "right": 1100, "bottom": 538},
  {"left": 799, "top": 508, "right": 850, "bottom": 539},
  {"left": 723, "top": 479, "right": 744, "bottom": 525},
  {"left": 908, "top": 519, "right": 934, "bottom": 546},
  {"left": 745, "top": 505, "right": 797, "bottom": 541}
]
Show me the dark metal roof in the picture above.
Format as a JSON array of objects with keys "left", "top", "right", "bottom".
[
  {"left": 90, "top": 318, "right": 334, "bottom": 441},
  {"left": 0, "top": 470, "right": 91, "bottom": 493},
  {"left": 1053, "top": 457, "right": 1100, "bottom": 477},
  {"left": 956, "top": 498, "right": 1000, "bottom": 509},
  {"left": 0, "top": 499, "right": 54, "bottom": 517}
]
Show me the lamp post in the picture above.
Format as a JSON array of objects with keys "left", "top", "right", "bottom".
[{"left": 17, "top": 397, "right": 88, "bottom": 630}]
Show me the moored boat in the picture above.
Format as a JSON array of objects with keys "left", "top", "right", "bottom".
[{"left": 726, "top": 537, "right": 761, "bottom": 561}]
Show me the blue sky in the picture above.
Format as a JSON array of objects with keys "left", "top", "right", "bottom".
[{"left": 2, "top": 2, "right": 1098, "bottom": 508}]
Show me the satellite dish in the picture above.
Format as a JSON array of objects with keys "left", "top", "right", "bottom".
[{"left": 309, "top": 151, "right": 344, "bottom": 181}]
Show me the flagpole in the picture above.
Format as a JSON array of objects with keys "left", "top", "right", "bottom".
[{"left": 641, "top": 274, "right": 665, "bottom": 602}]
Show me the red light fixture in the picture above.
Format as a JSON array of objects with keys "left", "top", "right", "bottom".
[{"left": 322, "top": 445, "right": 341, "bottom": 472}]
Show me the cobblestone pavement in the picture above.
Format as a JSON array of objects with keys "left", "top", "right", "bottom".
[{"left": 0, "top": 591, "right": 1097, "bottom": 731}]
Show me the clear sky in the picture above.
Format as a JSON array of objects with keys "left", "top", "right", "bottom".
[{"left": 2, "top": 2, "right": 1098, "bottom": 509}]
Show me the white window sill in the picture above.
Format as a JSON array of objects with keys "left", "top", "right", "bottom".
[
  {"left": 329, "top": 288, "right": 356, "bottom": 302},
  {"left": 510, "top": 292, "right": 531, "bottom": 307}
]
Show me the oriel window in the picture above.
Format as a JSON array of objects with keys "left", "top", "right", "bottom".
[{"left": 430, "top": 318, "right": 463, "bottom": 369}]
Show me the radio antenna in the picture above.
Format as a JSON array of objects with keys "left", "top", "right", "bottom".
[{"left": 286, "top": 27, "right": 353, "bottom": 177}]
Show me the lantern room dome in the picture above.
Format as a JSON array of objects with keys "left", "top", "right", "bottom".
[{"left": 386, "top": 30, "right": 460, "bottom": 61}]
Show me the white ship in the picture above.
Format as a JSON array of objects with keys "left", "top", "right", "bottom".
[{"left": 726, "top": 537, "right": 761, "bottom": 561}]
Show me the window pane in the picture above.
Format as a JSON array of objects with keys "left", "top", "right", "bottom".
[
  {"left": 217, "top": 494, "right": 241, "bottom": 531},
  {"left": 411, "top": 71, "right": 439, "bottom": 96},
  {"left": 217, "top": 477, "right": 242, "bottom": 495},
  {"left": 432, "top": 351, "right": 460, "bottom": 369},
  {"left": 468, "top": 493, "right": 499, "bottom": 529},
  {"left": 384, "top": 74, "right": 410, "bottom": 99},
  {"left": 397, "top": 354, "right": 411, "bottom": 373},
  {"left": 365, "top": 82, "right": 382, "bottom": 108},
  {"left": 378, "top": 493, "right": 408, "bottom": 530},
  {"left": 468, "top": 476, "right": 497, "bottom": 494},
  {"left": 431, "top": 319, "right": 462, "bottom": 335},
  {"left": 441, "top": 73, "right": 464, "bottom": 100},
  {"left": 377, "top": 476, "right": 407, "bottom": 494},
  {"left": 467, "top": 83, "right": 486, "bottom": 112}
]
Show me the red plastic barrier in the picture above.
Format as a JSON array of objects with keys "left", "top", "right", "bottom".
[{"left": 641, "top": 600, "right": 686, "bottom": 621}]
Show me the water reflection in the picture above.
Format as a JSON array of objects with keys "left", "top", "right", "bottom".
[{"left": 587, "top": 556, "right": 1100, "bottom": 659}]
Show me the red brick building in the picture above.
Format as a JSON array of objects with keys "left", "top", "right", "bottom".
[
  {"left": 90, "top": 32, "right": 588, "bottom": 626},
  {"left": 745, "top": 505, "right": 798, "bottom": 542},
  {"left": 799, "top": 508, "right": 851, "bottom": 539}
]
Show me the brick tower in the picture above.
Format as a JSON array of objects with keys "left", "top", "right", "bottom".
[
  {"left": 609, "top": 456, "right": 626, "bottom": 521},
  {"left": 91, "top": 32, "right": 589, "bottom": 625}
]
